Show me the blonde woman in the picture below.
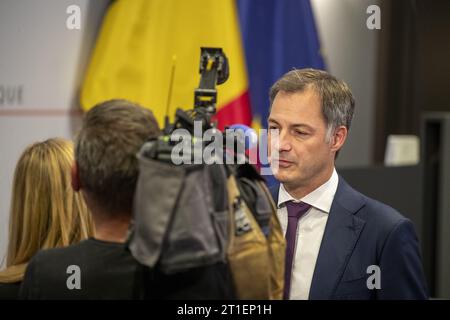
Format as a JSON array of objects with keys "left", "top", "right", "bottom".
[{"left": 0, "top": 138, "right": 93, "bottom": 299}]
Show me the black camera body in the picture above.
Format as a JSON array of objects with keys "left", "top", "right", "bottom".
[{"left": 145, "top": 47, "right": 230, "bottom": 162}]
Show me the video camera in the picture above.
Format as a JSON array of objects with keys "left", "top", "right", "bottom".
[
  {"left": 129, "top": 48, "right": 276, "bottom": 283},
  {"left": 142, "top": 47, "right": 232, "bottom": 162}
]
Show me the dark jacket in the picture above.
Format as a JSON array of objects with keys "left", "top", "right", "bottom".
[
  {"left": 270, "top": 176, "right": 429, "bottom": 299},
  {"left": 19, "top": 238, "right": 235, "bottom": 300}
]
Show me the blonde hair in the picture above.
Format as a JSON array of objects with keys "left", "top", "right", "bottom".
[{"left": 0, "top": 138, "right": 93, "bottom": 283}]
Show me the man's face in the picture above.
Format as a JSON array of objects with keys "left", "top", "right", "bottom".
[{"left": 268, "top": 88, "right": 335, "bottom": 191}]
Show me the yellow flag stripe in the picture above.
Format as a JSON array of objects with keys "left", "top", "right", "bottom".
[{"left": 81, "top": 0, "right": 249, "bottom": 127}]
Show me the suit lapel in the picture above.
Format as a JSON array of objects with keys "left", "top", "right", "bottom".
[
  {"left": 308, "top": 177, "right": 366, "bottom": 299},
  {"left": 269, "top": 184, "right": 280, "bottom": 205}
]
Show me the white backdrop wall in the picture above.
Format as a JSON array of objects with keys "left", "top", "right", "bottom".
[{"left": 0, "top": 0, "right": 109, "bottom": 268}]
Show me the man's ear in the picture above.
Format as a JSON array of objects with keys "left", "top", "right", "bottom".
[
  {"left": 71, "top": 161, "right": 81, "bottom": 192},
  {"left": 330, "top": 126, "right": 348, "bottom": 154}
]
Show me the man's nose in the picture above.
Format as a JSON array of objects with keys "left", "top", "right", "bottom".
[{"left": 275, "top": 130, "right": 292, "bottom": 152}]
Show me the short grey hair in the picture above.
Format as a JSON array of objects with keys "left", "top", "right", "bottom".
[
  {"left": 75, "top": 99, "right": 161, "bottom": 214},
  {"left": 269, "top": 68, "right": 355, "bottom": 141}
]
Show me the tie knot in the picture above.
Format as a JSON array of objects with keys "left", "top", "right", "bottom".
[{"left": 285, "top": 201, "right": 311, "bottom": 219}]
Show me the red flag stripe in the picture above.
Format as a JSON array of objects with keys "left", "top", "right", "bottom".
[{"left": 213, "top": 90, "right": 252, "bottom": 131}]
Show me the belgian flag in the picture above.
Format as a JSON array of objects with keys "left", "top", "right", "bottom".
[{"left": 80, "top": 0, "right": 252, "bottom": 130}]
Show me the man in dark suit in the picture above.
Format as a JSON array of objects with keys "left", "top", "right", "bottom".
[{"left": 267, "top": 69, "right": 428, "bottom": 300}]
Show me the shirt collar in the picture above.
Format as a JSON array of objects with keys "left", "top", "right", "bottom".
[{"left": 277, "top": 168, "right": 339, "bottom": 214}]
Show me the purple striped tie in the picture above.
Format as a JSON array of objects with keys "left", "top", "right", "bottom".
[{"left": 283, "top": 201, "right": 311, "bottom": 300}]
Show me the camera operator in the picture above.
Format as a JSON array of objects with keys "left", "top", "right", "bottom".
[{"left": 19, "top": 99, "right": 235, "bottom": 299}]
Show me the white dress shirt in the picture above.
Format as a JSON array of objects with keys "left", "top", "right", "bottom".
[{"left": 277, "top": 168, "right": 339, "bottom": 300}]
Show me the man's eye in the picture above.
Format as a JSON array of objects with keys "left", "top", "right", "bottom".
[
  {"left": 296, "top": 131, "right": 308, "bottom": 136},
  {"left": 269, "top": 126, "right": 279, "bottom": 130}
]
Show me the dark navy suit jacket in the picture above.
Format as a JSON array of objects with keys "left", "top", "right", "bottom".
[{"left": 270, "top": 176, "right": 429, "bottom": 299}]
